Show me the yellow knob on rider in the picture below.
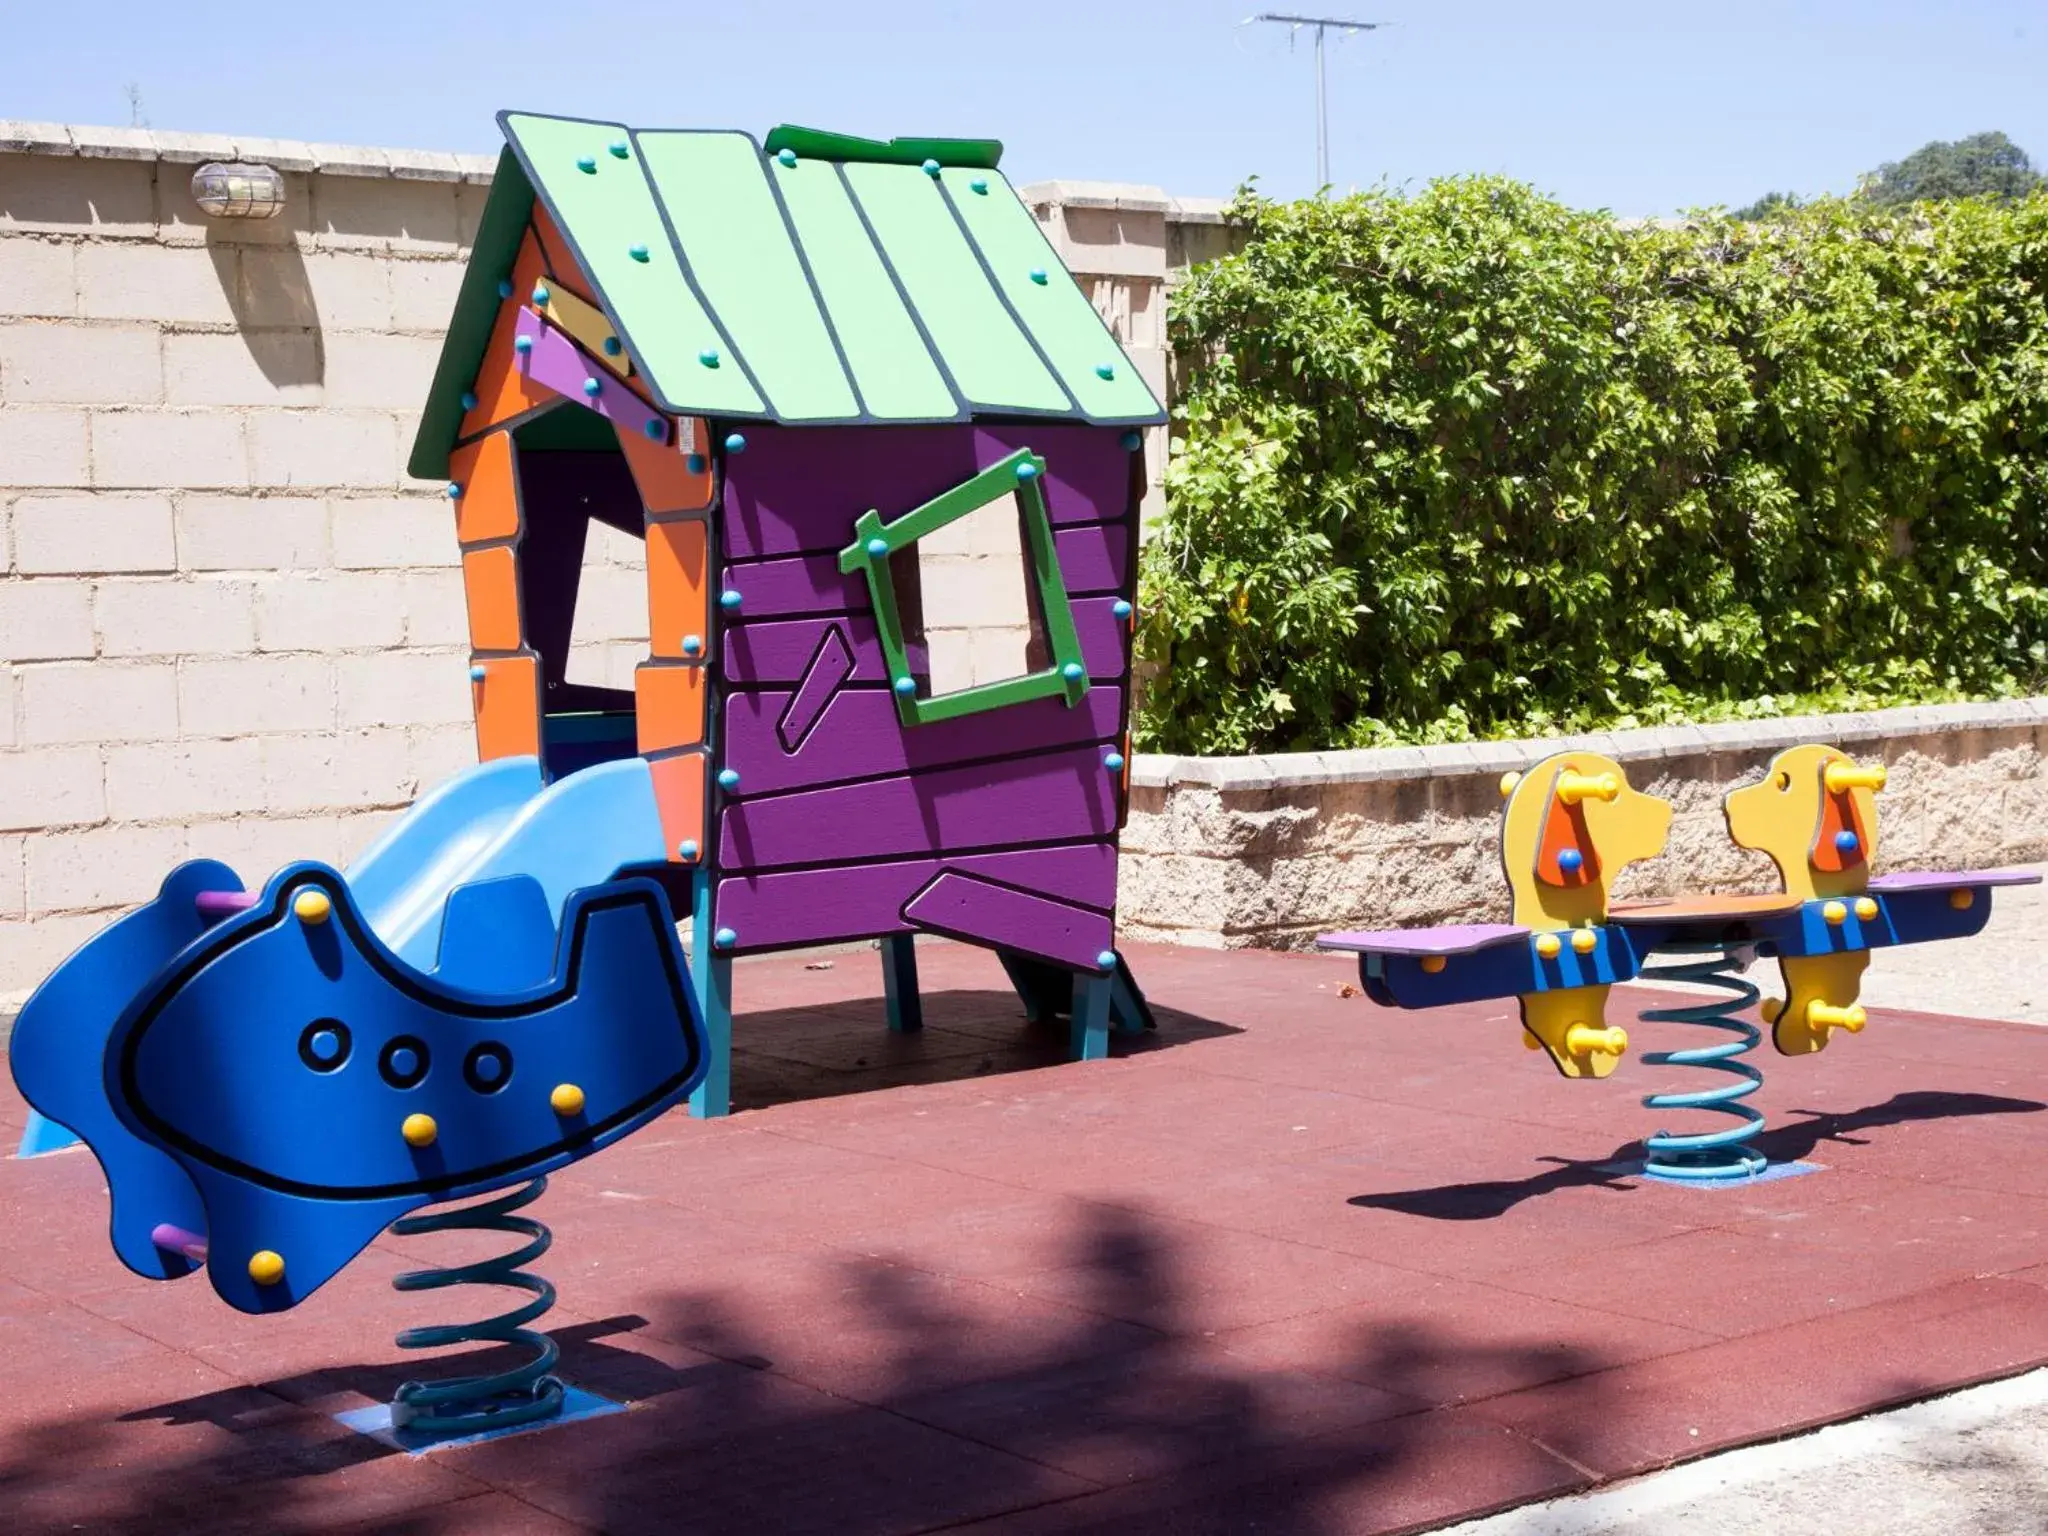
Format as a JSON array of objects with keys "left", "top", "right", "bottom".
[
  {"left": 1808, "top": 1002, "right": 1866, "bottom": 1033},
  {"left": 1535, "top": 933, "right": 1562, "bottom": 959},
  {"left": 1822, "top": 900, "right": 1847, "bottom": 925},
  {"left": 1499, "top": 771, "right": 1522, "bottom": 799},
  {"left": 1823, "top": 761, "right": 1887, "bottom": 795},
  {"left": 1564, "top": 1023, "right": 1628, "bottom": 1056},
  {"left": 1556, "top": 770, "right": 1620, "bottom": 805},
  {"left": 1571, "top": 928, "right": 1598, "bottom": 954},
  {"left": 1853, "top": 897, "right": 1878, "bottom": 921}
]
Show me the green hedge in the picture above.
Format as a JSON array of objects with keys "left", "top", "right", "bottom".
[{"left": 1136, "top": 180, "right": 2048, "bottom": 754}]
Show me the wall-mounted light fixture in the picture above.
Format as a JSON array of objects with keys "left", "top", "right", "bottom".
[{"left": 190, "top": 161, "right": 286, "bottom": 219}]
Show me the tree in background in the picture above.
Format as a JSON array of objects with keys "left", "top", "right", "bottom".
[
  {"left": 1731, "top": 189, "right": 1803, "bottom": 221},
  {"left": 1861, "top": 131, "right": 2043, "bottom": 206}
]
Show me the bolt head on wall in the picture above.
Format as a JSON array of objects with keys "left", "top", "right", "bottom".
[{"left": 190, "top": 161, "right": 287, "bottom": 219}]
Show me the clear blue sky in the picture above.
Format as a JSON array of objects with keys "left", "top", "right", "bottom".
[{"left": 5, "top": 1, "right": 2046, "bottom": 214}]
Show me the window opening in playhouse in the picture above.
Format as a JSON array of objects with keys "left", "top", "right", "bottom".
[
  {"left": 840, "top": 447, "right": 1089, "bottom": 727},
  {"left": 510, "top": 410, "right": 644, "bottom": 780}
]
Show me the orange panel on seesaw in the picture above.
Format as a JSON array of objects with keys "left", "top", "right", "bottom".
[{"left": 461, "top": 545, "right": 523, "bottom": 651}]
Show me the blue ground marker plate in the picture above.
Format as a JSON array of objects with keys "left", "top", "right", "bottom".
[{"left": 334, "top": 1385, "right": 627, "bottom": 1454}]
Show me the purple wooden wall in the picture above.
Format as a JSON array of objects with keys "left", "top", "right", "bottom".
[{"left": 710, "top": 423, "right": 1140, "bottom": 967}]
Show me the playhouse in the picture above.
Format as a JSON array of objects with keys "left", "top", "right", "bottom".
[{"left": 407, "top": 113, "right": 1167, "bottom": 1113}]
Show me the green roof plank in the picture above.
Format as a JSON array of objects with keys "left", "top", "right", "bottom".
[
  {"left": 500, "top": 112, "right": 766, "bottom": 418},
  {"left": 942, "top": 169, "right": 1165, "bottom": 424},
  {"left": 769, "top": 152, "right": 961, "bottom": 421},
  {"left": 636, "top": 131, "right": 859, "bottom": 423},
  {"left": 842, "top": 162, "right": 1074, "bottom": 417}
]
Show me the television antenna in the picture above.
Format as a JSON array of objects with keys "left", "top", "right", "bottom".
[{"left": 1246, "top": 13, "right": 1387, "bottom": 189}]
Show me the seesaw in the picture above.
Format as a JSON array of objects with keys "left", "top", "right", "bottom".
[{"left": 1320, "top": 744, "right": 2039, "bottom": 1182}]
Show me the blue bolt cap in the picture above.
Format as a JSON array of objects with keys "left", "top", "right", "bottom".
[
  {"left": 628, "top": 243, "right": 650, "bottom": 262},
  {"left": 970, "top": 177, "right": 989, "bottom": 194},
  {"left": 714, "top": 927, "right": 737, "bottom": 949},
  {"left": 1121, "top": 430, "right": 1143, "bottom": 451},
  {"left": 921, "top": 157, "right": 942, "bottom": 177},
  {"left": 682, "top": 634, "right": 702, "bottom": 654},
  {"left": 497, "top": 279, "right": 514, "bottom": 300},
  {"left": 468, "top": 664, "right": 486, "bottom": 682},
  {"left": 1112, "top": 599, "right": 1133, "bottom": 619},
  {"left": 642, "top": 418, "right": 666, "bottom": 440},
  {"left": 698, "top": 347, "right": 720, "bottom": 368},
  {"left": 1557, "top": 848, "right": 1584, "bottom": 872},
  {"left": 576, "top": 155, "right": 597, "bottom": 174},
  {"left": 1835, "top": 830, "right": 1860, "bottom": 851},
  {"left": 609, "top": 139, "right": 630, "bottom": 158},
  {"left": 718, "top": 768, "right": 740, "bottom": 790},
  {"left": 720, "top": 589, "right": 743, "bottom": 609},
  {"left": 513, "top": 334, "right": 533, "bottom": 354},
  {"left": 1095, "top": 362, "right": 1116, "bottom": 380},
  {"left": 532, "top": 283, "right": 550, "bottom": 306},
  {"left": 1104, "top": 752, "right": 1126, "bottom": 772},
  {"left": 445, "top": 481, "right": 463, "bottom": 499},
  {"left": 1029, "top": 267, "right": 1048, "bottom": 285},
  {"left": 893, "top": 675, "right": 917, "bottom": 696},
  {"left": 679, "top": 839, "right": 700, "bottom": 859},
  {"left": 1096, "top": 950, "right": 1118, "bottom": 972},
  {"left": 687, "top": 454, "right": 706, "bottom": 474},
  {"left": 1061, "top": 661, "right": 1085, "bottom": 681},
  {"left": 603, "top": 336, "right": 622, "bottom": 355},
  {"left": 724, "top": 432, "right": 746, "bottom": 453},
  {"left": 777, "top": 147, "right": 798, "bottom": 167},
  {"left": 866, "top": 537, "right": 888, "bottom": 557},
  {"left": 1015, "top": 461, "right": 1040, "bottom": 482},
  {"left": 582, "top": 376, "right": 602, "bottom": 397},
  {"left": 460, "top": 391, "right": 479, "bottom": 411}
]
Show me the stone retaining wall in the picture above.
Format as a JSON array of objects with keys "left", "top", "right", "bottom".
[{"left": 1119, "top": 699, "right": 2048, "bottom": 949}]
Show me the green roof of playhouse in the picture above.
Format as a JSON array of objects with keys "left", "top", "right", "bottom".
[{"left": 409, "top": 113, "right": 1165, "bottom": 477}]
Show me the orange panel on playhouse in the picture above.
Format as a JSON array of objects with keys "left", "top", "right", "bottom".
[
  {"left": 634, "top": 663, "right": 707, "bottom": 753},
  {"left": 447, "top": 431, "right": 521, "bottom": 546},
  {"left": 470, "top": 653, "right": 541, "bottom": 762},
  {"left": 648, "top": 749, "right": 710, "bottom": 863},
  {"left": 644, "top": 516, "right": 711, "bottom": 658},
  {"left": 461, "top": 545, "right": 523, "bottom": 652},
  {"left": 455, "top": 230, "right": 552, "bottom": 440},
  {"left": 618, "top": 420, "right": 714, "bottom": 517}
]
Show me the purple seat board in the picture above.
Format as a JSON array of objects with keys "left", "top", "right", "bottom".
[
  {"left": 1865, "top": 869, "right": 2042, "bottom": 892},
  {"left": 723, "top": 600, "right": 1128, "bottom": 687},
  {"left": 902, "top": 871, "right": 1114, "bottom": 972},
  {"left": 719, "top": 743, "right": 1121, "bottom": 872},
  {"left": 1316, "top": 923, "right": 1530, "bottom": 957},
  {"left": 720, "top": 525, "right": 1128, "bottom": 619},
  {"left": 512, "top": 309, "right": 666, "bottom": 441},
  {"left": 714, "top": 842, "right": 1118, "bottom": 952},
  {"left": 719, "top": 423, "right": 1136, "bottom": 561},
  {"left": 725, "top": 685, "right": 1124, "bottom": 798}
]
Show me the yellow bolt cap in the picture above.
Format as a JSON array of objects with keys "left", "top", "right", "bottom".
[
  {"left": 1498, "top": 771, "right": 1522, "bottom": 799},
  {"left": 1571, "top": 928, "right": 1598, "bottom": 954},
  {"left": 1950, "top": 889, "right": 1975, "bottom": 910},
  {"left": 1824, "top": 761, "right": 1887, "bottom": 795},
  {"left": 1535, "top": 933, "right": 1562, "bottom": 958},
  {"left": 248, "top": 1250, "right": 285, "bottom": 1286},
  {"left": 1557, "top": 770, "right": 1621, "bottom": 805},
  {"left": 1810, "top": 1002, "right": 1866, "bottom": 1033},
  {"left": 1854, "top": 897, "right": 1879, "bottom": 921},
  {"left": 293, "top": 889, "right": 332, "bottom": 925},
  {"left": 550, "top": 1083, "right": 587, "bottom": 1116},
  {"left": 1420, "top": 954, "right": 1446, "bottom": 974},
  {"left": 401, "top": 1113, "right": 437, "bottom": 1148},
  {"left": 1760, "top": 997, "right": 1784, "bottom": 1024},
  {"left": 1822, "top": 900, "right": 1847, "bottom": 925},
  {"left": 1564, "top": 1023, "right": 1628, "bottom": 1056}
]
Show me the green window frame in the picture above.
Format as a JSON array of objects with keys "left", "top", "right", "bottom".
[{"left": 837, "top": 447, "right": 1088, "bottom": 727}]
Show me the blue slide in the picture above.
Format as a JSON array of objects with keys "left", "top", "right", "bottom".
[{"left": 7, "top": 755, "right": 705, "bottom": 1307}]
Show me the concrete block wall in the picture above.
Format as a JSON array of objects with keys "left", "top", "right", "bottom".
[{"left": 0, "top": 123, "right": 1226, "bottom": 1000}]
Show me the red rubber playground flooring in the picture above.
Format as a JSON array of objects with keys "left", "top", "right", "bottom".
[{"left": 4, "top": 940, "right": 2048, "bottom": 1535}]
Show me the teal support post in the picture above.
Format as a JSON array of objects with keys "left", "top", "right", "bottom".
[
  {"left": 1070, "top": 973, "right": 1113, "bottom": 1061},
  {"left": 881, "top": 933, "right": 922, "bottom": 1032},
  {"left": 16, "top": 1110, "right": 79, "bottom": 1157},
  {"left": 687, "top": 869, "right": 733, "bottom": 1118}
]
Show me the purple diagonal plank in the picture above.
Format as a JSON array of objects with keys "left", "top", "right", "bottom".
[
  {"left": 775, "top": 625, "right": 855, "bottom": 754},
  {"left": 1866, "top": 869, "right": 2043, "bottom": 891},
  {"left": 512, "top": 308, "right": 667, "bottom": 442},
  {"left": 726, "top": 684, "right": 1122, "bottom": 798},
  {"left": 719, "top": 744, "right": 1120, "bottom": 872},
  {"left": 724, "top": 600, "right": 1124, "bottom": 685},
  {"left": 902, "top": 871, "right": 1113, "bottom": 972},
  {"left": 1316, "top": 924, "right": 1530, "bottom": 957},
  {"left": 714, "top": 842, "right": 1118, "bottom": 951}
]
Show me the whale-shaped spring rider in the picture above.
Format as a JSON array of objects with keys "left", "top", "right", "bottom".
[
  {"left": 8, "top": 754, "right": 709, "bottom": 1436},
  {"left": 1319, "top": 745, "right": 2037, "bottom": 1180}
]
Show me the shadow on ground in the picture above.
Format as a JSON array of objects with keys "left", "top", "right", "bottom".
[
  {"left": 0, "top": 1204, "right": 1608, "bottom": 1536},
  {"left": 728, "top": 989, "right": 1239, "bottom": 1112},
  {"left": 1349, "top": 1091, "right": 2045, "bottom": 1221}
]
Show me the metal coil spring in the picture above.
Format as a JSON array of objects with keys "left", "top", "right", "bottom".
[
  {"left": 388, "top": 1175, "right": 565, "bottom": 1437},
  {"left": 1636, "top": 944, "right": 1768, "bottom": 1182}
]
